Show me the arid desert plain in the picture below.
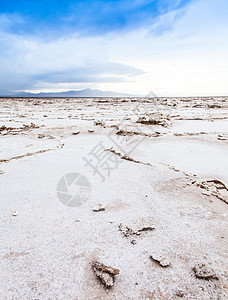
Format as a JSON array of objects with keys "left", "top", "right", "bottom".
[{"left": 0, "top": 96, "right": 228, "bottom": 299}]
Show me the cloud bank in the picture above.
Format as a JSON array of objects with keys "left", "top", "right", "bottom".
[{"left": 0, "top": 0, "right": 227, "bottom": 96}]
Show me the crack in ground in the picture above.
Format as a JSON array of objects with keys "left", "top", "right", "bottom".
[
  {"left": 0, "top": 149, "right": 56, "bottom": 164},
  {"left": 116, "top": 129, "right": 163, "bottom": 138},
  {"left": 105, "top": 147, "right": 155, "bottom": 168},
  {"left": 0, "top": 138, "right": 65, "bottom": 165}
]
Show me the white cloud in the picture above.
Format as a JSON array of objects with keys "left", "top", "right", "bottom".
[
  {"left": 0, "top": 0, "right": 228, "bottom": 96},
  {"left": 100, "top": 0, "right": 228, "bottom": 96}
]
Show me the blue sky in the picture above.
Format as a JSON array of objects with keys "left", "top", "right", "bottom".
[
  {"left": 0, "top": 0, "right": 228, "bottom": 96},
  {"left": 1, "top": 0, "right": 192, "bottom": 34}
]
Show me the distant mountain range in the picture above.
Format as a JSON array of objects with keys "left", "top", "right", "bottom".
[{"left": 1, "top": 88, "right": 139, "bottom": 98}]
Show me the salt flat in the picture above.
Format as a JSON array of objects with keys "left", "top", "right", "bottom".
[{"left": 0, "top": 97, "right": 228, "bottom": 299}]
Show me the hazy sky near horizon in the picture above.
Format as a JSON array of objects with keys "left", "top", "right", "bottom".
[{"left": 0, "top": 0, "right": 227, "bottom": 96}]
